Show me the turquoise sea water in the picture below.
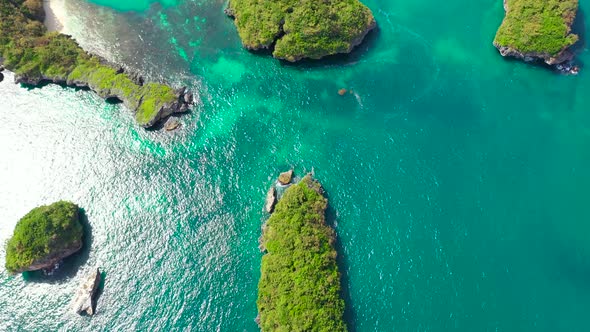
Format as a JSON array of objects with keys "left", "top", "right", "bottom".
[
  {"left": 2, "top": 0, "right": 590, "bottom": 330},
  {"left": 88, "top": 0, "right": 177, "bottom": 11}
]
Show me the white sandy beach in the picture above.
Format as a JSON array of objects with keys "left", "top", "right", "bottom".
[{"left": 43, "top": 0, "right": 67, "bottom": 32}]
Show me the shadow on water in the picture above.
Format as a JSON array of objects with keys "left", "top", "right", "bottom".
[
  {"left": 105, "top": 96, "right": 122, "bottom": 105},
  {"left": 571, "top": 9, "right": 586, "bottom": 67},
  {"left": 20, "top": 80, "right": 92, "bottom": 93},
  {"left": 23, "top": 208, "right": 93, "bottom": 284},
  {"left": 92, "top": 270, "right": 107, "bottom": 315},
  {"left": 552, "top": 246, "right": 590, "bottom": 293},
  {"left": 324, "top": 192, "right": 357, "bottom": 332}
]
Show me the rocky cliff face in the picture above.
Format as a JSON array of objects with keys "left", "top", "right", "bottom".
[
  {"left": 493, "top": 43, "right": 574, "bottom": 66},
  {"left": 17, "top": 241, "right": 83, "bottom": 273}
]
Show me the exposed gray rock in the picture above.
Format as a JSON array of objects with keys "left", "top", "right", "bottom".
[
  {"left": 72, "top": 267, "right": 101, "bottom": 316},
  {"left": 494, "top": 45, "right": 574, "bottom": 66},
  {"left": 265, "top": 186, "right": 277, "bottom": 213}
]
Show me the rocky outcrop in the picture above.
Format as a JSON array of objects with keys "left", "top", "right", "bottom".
[
  {"left": 164, "top": 118, "right": 181, "bottom": 131},
  {"left": 265, "top": 186, "right": 277, "bottom": 213},
  {"left": 494, "top": 45, "right": 574, "bottom": 66},
  {"left": 72, "top": 267, "right": 101, "bottom": 316},
  {"left": 278, "top": 170, "right": 293, "bottom": 185},
  {"left": 493, "top": 0, "right": 579, "bottom": 66}
]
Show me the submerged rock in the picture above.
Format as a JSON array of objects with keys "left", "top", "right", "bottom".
[
  {"left": 278, "top": 170, "right": 293, "bottom": 185},
  {"left": 72, "top": 267, "right": 101, "bottom": 316},
  {"left": 338, "top": 88, "right": 347, "bottom": 96},
  {"left": 265, "top": 186, "right": 277, "bottom": 213}
]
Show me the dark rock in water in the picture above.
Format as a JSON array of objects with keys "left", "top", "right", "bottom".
[
  {"left": 265, "top": 186, "right": 277, "bottom": 213},
  {"left": 278, "top": 170, "right": 293, "bottom": 185},
  {"left": 72, "top": 267, "right": 101, "bottom": 316},
  {"left": 164, "top": 119, "right": 181, "bottom": 131},
  {"left": 556, "top": 62, "right": 580, "bottom": 75},
  {"left": 0, "top": 72, "right": 4, "bottom": 83}
]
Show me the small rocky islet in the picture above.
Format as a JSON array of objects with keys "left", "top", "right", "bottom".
[
  {"left": 0, "top": 0, "right": 193, "bottom": 128},
  {"left": 258, "top": 173, "right": 347, "bottom": 331},
  {"left": 72, "top": 267, "right": 102, "bottom": 316},
  {"left": 494, "top": 0, "right": 580, "bottom": 72},
  {"left": 5, "top": 201, "right": 103, "bottom": 316},
  {"left": 225, "top": 0, "right": 376, "bottom": 61},
  {"left": 4, "top": 201, "right": 83, "bottom": 274}
]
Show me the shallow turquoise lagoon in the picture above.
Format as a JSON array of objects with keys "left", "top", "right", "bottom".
[{"left": 1, "top": 0, "right": 590, "bottom": 330}]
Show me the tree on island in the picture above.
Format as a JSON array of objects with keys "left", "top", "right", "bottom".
[
  {"left": 226, "top": 0, "right": 376, "bottom": 62},
  {"left": 258, "top": 175, "right": 347, "bottom": 331},
  {"left": 5, "top": 201, "right": 83, "bottom": 274}
]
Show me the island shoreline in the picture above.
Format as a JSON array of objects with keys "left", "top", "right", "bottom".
[{"left": 0, "top": 0, "right": 194, "bottom": 128}]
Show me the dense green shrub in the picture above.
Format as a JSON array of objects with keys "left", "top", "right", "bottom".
[
  {"left": 5, "top": 201, "right": 83, "bottom": 274},
  {"left": 257, "top": 176, "right": 346, "bottom": 332},
  {"left": 0, "top": 0, "right": 180, "bottom": 127},
  {"left": 494, "top": 0, "right": 578, "bottom": 56},
  {"left": 227, "top": 0, "right": 375, "bottom": 61}
]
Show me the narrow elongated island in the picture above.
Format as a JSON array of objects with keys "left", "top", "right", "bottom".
[
  {"left": 0, "top": 0, "right": 193, "bottom": 128},
  {"left": 5, "top": 201, "right": 83, "bottom": 274},
  {"left": 226, "top": 0, "right": 376, "bottom": 62},
  {"left": 257, "top": 175, "right": 346, "bottom": 331},
  {"left": 493, "top": 0, "right": 579, "bottom": 65}
]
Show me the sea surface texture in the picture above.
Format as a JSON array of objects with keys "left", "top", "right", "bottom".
[{"left": 1, "top": 0, "right": 590, "bottom": 330}]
